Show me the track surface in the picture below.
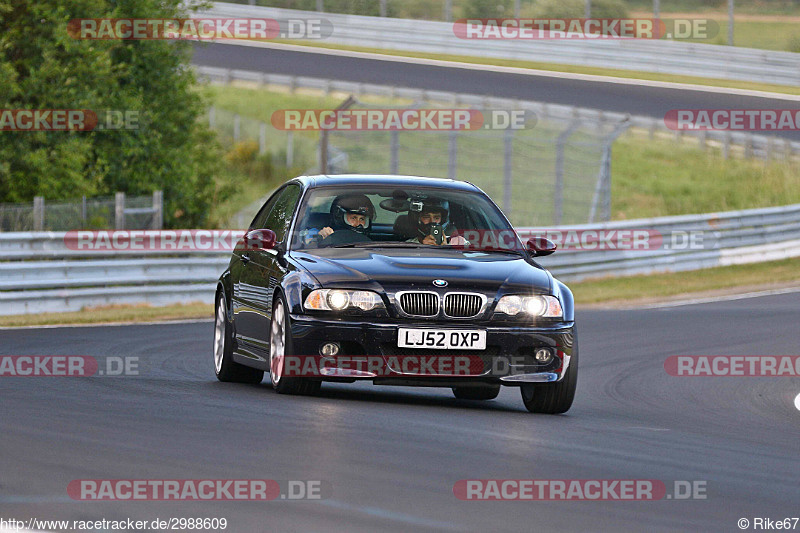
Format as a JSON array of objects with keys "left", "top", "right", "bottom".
[
  {"left": 2, "top": 292, "right": 799, "bottom": 531},
  {"left": 191, "top": 42, "right": 800, "bottom": 141}
]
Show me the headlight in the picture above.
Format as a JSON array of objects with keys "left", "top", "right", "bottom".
[
  {"left": 495, "top": 295, "right": 562, "bottom": 318},
  {"left": 304, "top": 289, "right": 385, "bottom": 312}
]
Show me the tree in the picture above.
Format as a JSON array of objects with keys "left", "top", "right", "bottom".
[{"left": 0, "top": 0, "right": 222, "bottom": 227}]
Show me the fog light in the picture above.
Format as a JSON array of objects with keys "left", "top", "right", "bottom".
[
  {"left": 320, "top": 342, "right": 340, "bottom": 356},
  {"left": 534, "top": 348, "right": 553, "bottom": 363}
]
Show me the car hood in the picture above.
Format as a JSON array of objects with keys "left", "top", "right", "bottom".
[{"left": 290, "top": 247, "right": 552, "bottom": 294}]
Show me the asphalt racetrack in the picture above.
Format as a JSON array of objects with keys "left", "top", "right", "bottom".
[
  {"left": 191, "top": 41, "right": 800, "bottom": 142},
  {"left": 2, "top": 291, "right": 799, "bottom": 532}
]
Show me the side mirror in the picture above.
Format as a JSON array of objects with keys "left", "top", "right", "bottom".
[
  {"left": 526, "top": 237, "right": 557, "bottom": 257},
  {"left": 243, "top": 228, "right": 277, "bottom": 250}
]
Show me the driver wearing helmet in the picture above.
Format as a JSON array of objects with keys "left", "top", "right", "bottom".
[
  {"left": 316, "top": 193, "right": 375, "bottom": 246},
  {"left": 406, "top": 198, "right": 467, "bottom": 246}
]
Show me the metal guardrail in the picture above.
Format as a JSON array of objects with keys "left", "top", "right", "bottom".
[
  {"left": 202, "top": 2, "right": 800, "bottom": 86},
  {"left": 2, "top": 203, "right": 800, "bottom": 315},
  {"left": 195, "top": 65, "right": 800, "bottom": 162}
]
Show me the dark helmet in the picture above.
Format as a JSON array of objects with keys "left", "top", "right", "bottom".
[
  {"left": 330, "top": 193, "right": 375, "bottom": 234},
  {"left": 411, "top": 197, "right": 449, "bottom": 237}
]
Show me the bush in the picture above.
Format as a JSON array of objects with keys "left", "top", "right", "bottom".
[{"left": 0, "top": 0, "right": 223, "bottom": 228}]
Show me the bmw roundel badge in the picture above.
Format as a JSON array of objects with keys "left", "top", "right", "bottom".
[{"left": 432, "top": 279, "right": 448, "bottom": 287}]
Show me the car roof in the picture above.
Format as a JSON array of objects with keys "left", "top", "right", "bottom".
[{"left": 294, "top": 174, "right": 480, "bottom": 192}]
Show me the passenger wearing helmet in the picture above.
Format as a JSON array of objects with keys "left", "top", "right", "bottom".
[
  {"left": 317, "top": 193, "right": 375, "bottom": 246},
  {"left": 406, "top": 198, "right": 468, "bottom": 246}
]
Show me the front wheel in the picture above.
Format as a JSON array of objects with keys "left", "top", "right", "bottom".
[
  {"left": 520, "top": 330, "right": 578, "bottom": 414},
  {"left": 213, "top": 291, "right": 264, "bottom": 384},
  {"left": 269, "top": 294, "right": 321, "bottom": 396}
]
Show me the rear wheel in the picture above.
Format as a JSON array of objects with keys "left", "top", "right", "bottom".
[
  {"left": 452, "top": 385, "right": 501, "bottom": 401},
  {"left": 214, "top": 291, "right": 264, "bottom": 384},
  {"left": 520, "top": 330, "right": 578, "bottom": 414},
  {"left": 269, "top": 294, "right": 321, "bottom": 396}
]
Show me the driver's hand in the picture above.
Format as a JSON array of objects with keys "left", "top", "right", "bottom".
[
  {"left": 319, "top": 227, "right": 334, "bottom": 238},
  {"left": 448, "top": 235, "right": 467, "bottom": 246},
  {"left": 422, "top": 235, "right": 438, "bottom": 245}
]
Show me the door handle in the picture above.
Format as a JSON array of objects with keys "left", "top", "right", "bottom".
[{"left": 240, "top": 253, "right": 250, "bottom": 265}]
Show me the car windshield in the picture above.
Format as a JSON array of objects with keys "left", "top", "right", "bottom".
[{"left": 292, "top": 185, "right": 523, "bottom": 252}]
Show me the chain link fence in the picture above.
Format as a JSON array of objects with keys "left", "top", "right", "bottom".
[
  {"left": 0, "top": 192, "right": 163, "bottom": 232},
  {"left": 311, "top": 99, "right": 629, "bottom": 227}
]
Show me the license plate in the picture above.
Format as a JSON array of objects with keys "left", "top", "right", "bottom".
[{"left": 397, "top": 328, "right": 486, "bottom": 350}]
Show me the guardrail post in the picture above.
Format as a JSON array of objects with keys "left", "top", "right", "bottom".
[
  {"left": 448, "top": 130, "right": 458, "bottom": 180},
  {"left": 589, "top": 118, "right": 631, "bottom": 223},
  {"left": 444, "top": 0, "right": 452, "bottom": 22},
  {"left": 287, "top": 131, "right": 294, "bottom": 167},
  {"left": 390, "top": 130, "right": 399, "bottom": 174},
  {"left": 259, "top": 122, "right": 267, "bottom": 155},
  {"left": 208, "top": 106, "right": 215, "bottom": 129},
  {"left": 33, "top": 196, "right": 44, "bottom": 231},
  {"left": 503, "top": 128, "right": 514, "bottom": 218},
  {"left": 744, "top": 134, "right": 753, "bottom": 158},
  {"left": 115, "top": 192, "right": 125, "bottom": 230},
  {"left": 316, "top": 0, "right": 323, "bottom": 12},
  {"left": 380, "top": 0, "right": 387, "bottom": 17},
  {"left": 554, "top": 121, "right": 581, "bottom": 225},
  {"left": 233, "top": 114, "right": 240, "bottom": 143},
  {"left": 699, "top": 130, "right": 707, "bottom": 150},
  {"left": 81, "top": 195, "right": 87, "bottom": 227},
  {"left": 152, "top": 190, "right": 163, "bottom": 230}
]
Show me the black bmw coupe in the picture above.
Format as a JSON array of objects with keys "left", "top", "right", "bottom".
[{"left": 213, "top": 175, "right": 577, "bottom": 413}]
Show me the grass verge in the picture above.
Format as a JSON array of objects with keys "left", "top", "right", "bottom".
[
  {"left": 0, "top": 303, "right": 213, "bottom": 328},
  {"left": 570, "top": 257, "right": 800, "bottom": 306}
]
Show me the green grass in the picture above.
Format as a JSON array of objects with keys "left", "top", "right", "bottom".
[
  {"left": 611, "top": 132, "right": 800, "bottom": 219},
  {"left": 679, "top": 20, "right": 800, "bottom": 51},
  {"left": 626, "top": 0, "right": 800, "bottom": 16},
  {"left": 571, "top": 257, "right": 800, "bottom": 305},
  {"left": 0, "top": 303, "right": 213, "bottom": 328},
  {"left": 270, "top": 40, "right": 800, "bottom": 94},
  {"left": 205, "top": 85, "right": 800, "bottom": 225}
]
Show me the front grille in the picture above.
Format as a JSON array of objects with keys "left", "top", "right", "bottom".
[
  {"left": 398, "top": 292, "right": 439, "bottom": 317},
  {"left": 443, "top": 293, "right": 484, "bottom": 318}
]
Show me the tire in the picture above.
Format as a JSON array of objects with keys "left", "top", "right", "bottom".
[
  {"left": 269, "top": 294, "right": 322, "bottom": 396},
  {"left": 452, "top": 385, "right": 501, "bottom": 401},
  {"left": 520, "top": 329, "right": 578, "bottom": 414},
  {"left": 214, "top": 291, "right": 264, "bottom": 384}
]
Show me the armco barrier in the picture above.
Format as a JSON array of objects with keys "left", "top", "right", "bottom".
[{"left": 1, "top": 202, "right": 799, "bottom": 315}]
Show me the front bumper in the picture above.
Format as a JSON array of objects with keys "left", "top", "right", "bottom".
[{"left": 288, "top": 314, "right": 575, "bottom": 385}]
